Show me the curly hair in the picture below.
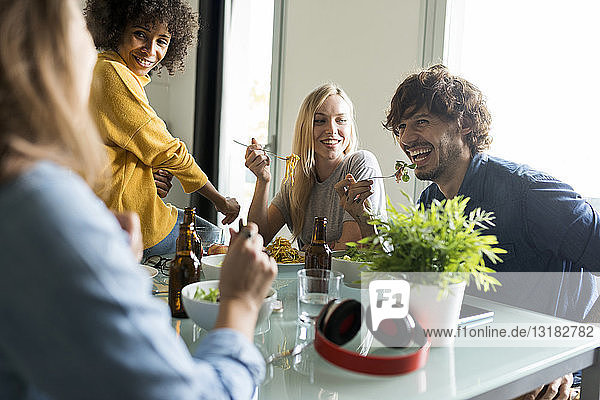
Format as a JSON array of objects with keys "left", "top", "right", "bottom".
[
  {"left": 83, "top": 0, "right": 198, "bottom": 74},
  {"left": 384, "top": 64, "right": 492, "bottom": 155}
]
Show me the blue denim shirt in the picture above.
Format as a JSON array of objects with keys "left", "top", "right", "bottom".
[
  {"left": 419, "top": 153, "right": 600, "bottom": 321},
  {"left": 0, "top": 162, "right": 264, "bottom": 400}
]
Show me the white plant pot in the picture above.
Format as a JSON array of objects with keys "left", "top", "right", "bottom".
[
  {"left": 341, "top": 281, "right": 365, "bottom": 302},
  {"left": 408, "top": 280, "right": 466, "bottom": 347},
  {"left": 331, "top": 258, "right": 372, "bottom": 288}
]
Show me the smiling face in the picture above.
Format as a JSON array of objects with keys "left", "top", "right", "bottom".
[
  {"left": 117, "top": 22, "right": 171, "bottom": 76},
  {"left": 394, "top": 106, "right": 471, "bottom": 186},
  {"left": 312, "top": 94, "right": 352, "bottom": 165}
]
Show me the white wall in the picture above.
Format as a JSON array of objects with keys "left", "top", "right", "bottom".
[{"left": 275, "top": 0, "right": 428, "bottom": 208}]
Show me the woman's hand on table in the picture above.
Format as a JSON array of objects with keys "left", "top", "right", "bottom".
[
  {"left": 111, "top": 211, "right": 143, "bottom": 262},
  {"left": 153, "top": 169, "right": 173, "bottom": 198},
  {"left": 215, "top": 222, "right": 277, "bottom": 340},
  {"left": 245, "top": 138, "right": 271, "bottom": 183}
]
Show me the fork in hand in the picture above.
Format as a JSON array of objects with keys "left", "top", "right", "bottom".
[{"left": 233, "top": 139, "right": 288, "bottom": 161}]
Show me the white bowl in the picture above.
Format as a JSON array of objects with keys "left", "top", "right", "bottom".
[
  {"left": 341, "top": 282, "right": 367, "bottom": 302},
  {"left": 181, "top": 280, "right": 277, "bottom": 330},
  {"left": 201, "top": 254, "right": 226, "bottom": 280},
  {"left": 331, "top": 257, "right": 371, "bottom": 288},
  {"left": 139, "top": 264, "right": 158, "bottom": 278}
]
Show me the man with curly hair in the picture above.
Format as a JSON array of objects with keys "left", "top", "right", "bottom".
[
  {"left": 381, "top": 65, "right": 600, "bottom": 400},
  {"left": 84, "top": 0, "right": 240, "bottom": 257}
]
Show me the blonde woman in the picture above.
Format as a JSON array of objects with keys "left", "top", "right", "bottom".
[
  {"left": 245, "top": 83, "right": 386, "bottom": 249},
  {"left": 0, "top": 0, "right": 276, "bottom": 398}
]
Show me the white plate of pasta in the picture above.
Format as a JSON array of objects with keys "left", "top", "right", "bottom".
[
  {"left": 275, "top": 260, "right": 304, "bottom": 268},
  {"left": 266, "top": 237, "right": 305, "bottom": 268},
  {"left": 200, "top": 246, "right": 303, "bottom": 280}
]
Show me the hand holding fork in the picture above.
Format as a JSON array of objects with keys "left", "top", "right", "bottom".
[{"left": 334, "top": 173, "right": 374, "bottom": 222}]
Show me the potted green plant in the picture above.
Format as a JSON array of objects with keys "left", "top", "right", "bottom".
[{"left": 353, "top": 194, "right": 505, "bottom": 345}]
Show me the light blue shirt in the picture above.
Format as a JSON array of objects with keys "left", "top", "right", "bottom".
[{"left": 0, "top": 162, "right": 264, "bottom": 399}]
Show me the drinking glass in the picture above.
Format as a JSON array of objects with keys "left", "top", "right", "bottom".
[
  {"left": 196, "top": 226, "right": 224, "bottom": 255},
  {"left": 297, "top": 269, "right": 343, "bottom": 323}
]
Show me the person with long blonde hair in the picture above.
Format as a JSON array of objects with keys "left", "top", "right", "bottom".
[
  {"left": 0, "top": 0, "right": 276, "bottom": 397},
  {"left": 245, "top": 83, "right": 386, "bottom": 249}
]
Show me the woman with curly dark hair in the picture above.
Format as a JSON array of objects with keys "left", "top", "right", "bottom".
[{"left": 84, "top": 0, "right": 240, "bottom": 257}]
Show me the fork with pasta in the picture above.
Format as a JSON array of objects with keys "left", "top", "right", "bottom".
[{"left": 241, "top": 138, "right": 301, "bottom": 188}]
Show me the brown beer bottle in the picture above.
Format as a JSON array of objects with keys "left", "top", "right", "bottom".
[
  {"left": 169, "top": 224, "right": 202, "bottom": 318},
  {"left": 304, "top": 216, "right": 332, "bottom": 270},
  {"left": 183, "top": 207, "right": 202, "bottom": 259}
]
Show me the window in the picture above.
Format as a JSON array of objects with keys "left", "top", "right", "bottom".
[
  {"left": 218, "top": 0, "right": 276, "bottom": 221},
  {"left": 444, "top": 0, "right": 600, "bottom": 199}
]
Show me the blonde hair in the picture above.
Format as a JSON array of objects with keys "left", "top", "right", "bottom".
[
  {"left": 287, "top": 83, "right": 358, "bottom": 238},
  {"left": 0, "top": 0, "right": 105, "bottom": 189}
]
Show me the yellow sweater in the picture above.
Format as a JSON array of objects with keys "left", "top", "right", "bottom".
[{"left": 90, "top": 51, "right": 208, "bottom": 249}]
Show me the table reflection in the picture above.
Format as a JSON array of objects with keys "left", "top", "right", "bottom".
[{"left": 159, "top": 271, "right": 600, "bottom": 399}]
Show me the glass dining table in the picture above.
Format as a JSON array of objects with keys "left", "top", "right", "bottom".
[{"left": 151, "top": 265, "right": 600, "bottom": 400}]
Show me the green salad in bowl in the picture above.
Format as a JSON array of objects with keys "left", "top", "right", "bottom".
[
  {"left": 194, "top": 287, "right": 220, "bottom": 303},
  {"left": 340, "top": 245, "right": 372, "bottom": 262},
  {"left": 332, "top": 244, "right": 373, "bottom": 288},
  {"left": 182, "top": 281, "right": 277, "bottom": 330}
]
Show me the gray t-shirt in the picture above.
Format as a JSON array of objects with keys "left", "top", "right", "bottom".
[{"left": 271, "top": 150, "right": 386, "bottom": 248}]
